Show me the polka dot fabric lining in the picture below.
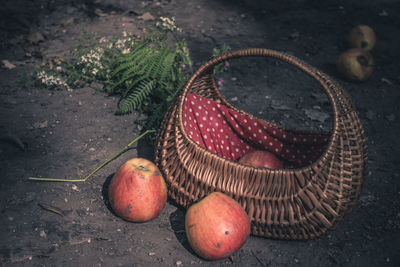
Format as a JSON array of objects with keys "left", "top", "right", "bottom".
[{"left": 183, "top": 93, "right": 330, "bottom": 168}]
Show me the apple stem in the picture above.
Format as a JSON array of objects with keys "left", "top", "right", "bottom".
[
  {"left": 136, "top": 165, "right": 149, "bottom": 171},
  {"left": 27, "top": 129, "right": 157, "bottom": 182}
]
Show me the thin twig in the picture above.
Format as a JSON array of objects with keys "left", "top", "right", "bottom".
[
  {"left": 38, "top": 203, "right": 65, "bottom": 216},
  {"left": 251, "top": 250, "right": 267, "bottom": 267},
  {"left": 27, "top": 129, "right": 156, "bottom": 182}
]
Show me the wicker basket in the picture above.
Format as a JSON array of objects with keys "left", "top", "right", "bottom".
[{"left": 155, "top": 48, "right": 368, "bottom": 240}]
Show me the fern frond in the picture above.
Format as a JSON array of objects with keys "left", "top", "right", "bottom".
[
  {"left": 112, "top": 47, "right": 153, "bottom": 76},
  {"left": 158, "top": 51, "right": 176, "bottom": 83},
  {"left": 115, "top": 80, "right": 155, "bottom": 115},
  {"left": 142, "top": 50, "right": 165, "bottom": 79},
  {"left": 113, "top": 42, "right": 148, "bottom": 64}
]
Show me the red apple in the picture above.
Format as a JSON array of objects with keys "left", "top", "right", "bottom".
[
  {"left": 108, "top": 158, "right": 167, "bottom": 222},
  {"left": 336, "top": 48, "right": 374, "bottom": 82},
  {"left": 185, "top": 192, "right": 250, "bottom": 260},
  {"left": 238, "top": 150, "right": 284, "bottom": 169}
]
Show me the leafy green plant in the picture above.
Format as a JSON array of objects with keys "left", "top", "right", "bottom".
[
  {"left": 108, "top": 38, "right": 192, "bottom": 130},
  {"left": 33, "top": 16, "right": 229, "bottom": 136}
]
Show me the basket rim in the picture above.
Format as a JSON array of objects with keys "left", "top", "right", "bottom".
[{"left": 176, "top": 48, "right": 346, "bottom": 173}]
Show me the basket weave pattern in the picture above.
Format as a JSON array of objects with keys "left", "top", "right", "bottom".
[{"left": 155, "top": 48, "right": 368, "bottom": 240}]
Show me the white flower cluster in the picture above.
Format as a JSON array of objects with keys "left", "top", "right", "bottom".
[
  {"left": 108, "top": 32, "right": 134, "bottom": 54},
  {"left": 37, "top": 70, "right": 68, "bottom": 88},
  {"left": 156, "top": 17, "right": 182, "bottom": 32},
  {"left": 78, "top": 47, "right": 105, "bottom": 75}
]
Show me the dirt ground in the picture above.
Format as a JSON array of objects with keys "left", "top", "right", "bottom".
[{"left": 1, "top": 0, "right": 399, "bottom": 266}]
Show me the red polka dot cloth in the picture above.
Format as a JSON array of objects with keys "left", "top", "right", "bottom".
[{"left": 183, "top": 93, "right": 330, "bottom": 168}]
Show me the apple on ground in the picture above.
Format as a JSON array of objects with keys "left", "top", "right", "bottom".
[
  {"left": 238, "top": 149, "right": 284, "bottom": 169},
  {"left": 108, "top": 157, "right": 167, "bottom": 222},
  {"left": 185, "top": 192, "right": 251, "bottom": 260},
  {"left": 347, "top": 25, "right": 376, "bottom": 51},
  {"left": 336, "top": 48, "right": 374, "bottom": 82}
]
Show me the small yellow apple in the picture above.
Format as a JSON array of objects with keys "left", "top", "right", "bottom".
[
  {"left": 336, "top": 48, "right": 374, "bottom": 82},
  {"left": 347, "top": 25, "right": 376, "bottom": 51}
]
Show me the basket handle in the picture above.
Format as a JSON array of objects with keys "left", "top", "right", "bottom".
[{"left": 178, "top": 48, "right": 356, "bottom": 138}]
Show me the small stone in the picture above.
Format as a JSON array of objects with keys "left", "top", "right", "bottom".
[
  {"left": 231, "top": 77, "right": 237, "bottom": 81},
  {"left": 381, "top": 78, "right": 392, "bottom": 85},
  {"left": 289, "top": 31, "right": 300, "bottom": 39},
  {"left": 176, "top": 260, "right": 183, "bottom": 266},
  {"left": 40, "top": 230, "right": 47, "bottom": 238},
  {"left": 71, "top": 185, "right": 79, "bottom": 191},
  {"left": 61, "top": 17, "right": 74, "bottom": 27},
  {"left": 89, "top": 147, "right": 96, "bottom": 152},
  {"left": 33, "top": 120, "right": 48, "bottom": 129},
  {"left": 90, "top": 81, "right": 104, "bottom": 90},
  {"left": 138, "top": 12, "right": 154, "bottom": 21},
  {"left": 148, "top": 252, "right": 155, "bottom": 256},
  {"left": 231, "top": 97, "right": 238, "bottom": 101},
  {"left": 366, "top": 110, "right": 375, "bottom": 120},
  {"left": 27, "top": 32, "right": 45, "bottom": 44},
  {"left": 312, "top": 105, "right": 321, "bottom": 110},
  {"left": 386, "top": 113, "right": 396, "bottom": 121}
]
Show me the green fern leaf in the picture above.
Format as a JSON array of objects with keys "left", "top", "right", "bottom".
[
  {"left": 158, "top": 51, "right": 176, "bottom": 83},
  {"left": 115, "top": 80, "right": 155, "bottom": 115},
  {"left": 112, "top": 47, "right": 153, "bottom": 76}
]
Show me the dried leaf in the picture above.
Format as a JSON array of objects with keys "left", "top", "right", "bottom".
[
  {"left": 38, "top": 203, "right": 65, "bottom": 216},
  {"left": 2, "top": 60, "right": 16, "bottom": 70},
  {"left": 1, "top": 133, "right": 26, "bottom": 151}
]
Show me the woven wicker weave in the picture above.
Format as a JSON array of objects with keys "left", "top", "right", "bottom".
[{"left": 155, "top": 48, "right": 368, "bottom": 240}]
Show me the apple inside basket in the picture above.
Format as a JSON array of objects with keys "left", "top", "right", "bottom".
[{"left": 183, "top": 93, "right": 330, "bottom": 169}]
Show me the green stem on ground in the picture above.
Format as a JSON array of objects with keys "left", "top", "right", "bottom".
[{"left": 28, "top": 129, "right": 156, "bottom": 182}]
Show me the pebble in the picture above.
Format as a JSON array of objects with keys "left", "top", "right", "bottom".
[
  {"left": 71, "top": 185, "right": 79, "bottom": 191},
  {"left": 138, "top": 12, "right": 154, "bottom": 21},
  {"left": 27, "top": 32, "right": 45, "bottom": 44},
  {"left": 40, "top": 230, "right": 47, "bottom": 238},
  {"left": 148, "top": 252, "right": 155, "bottom": 256},
  {"left": 89, "top": 147, "right": 96, "bottom": 151},
  {"left": 33, "top": 120, "right": 48, "bottom": 129},
  {"left": 366, "top": 110, "right": 375, "bottom": 120},
  {"left": 386, "top": 113, "right": 396, "bottom": 121},
  {"left": 176, "top": 260, "right": 183, "bottom": 266}
]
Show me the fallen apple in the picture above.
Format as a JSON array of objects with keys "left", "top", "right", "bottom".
[
  {"left": 108, "top": 157, "right": 167, "bottom": 222},
  {"left": 347, "top": 25, "right": 376, "bottom": 51},
  {"left": 336, "top": 48, "right": 374, "bottom": 82},
  {"left": 238, "top": 149, "right": 284, "bottom": 169},
  {"left": 185, "top": 192, "right": 250, "bottom": 260}
]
